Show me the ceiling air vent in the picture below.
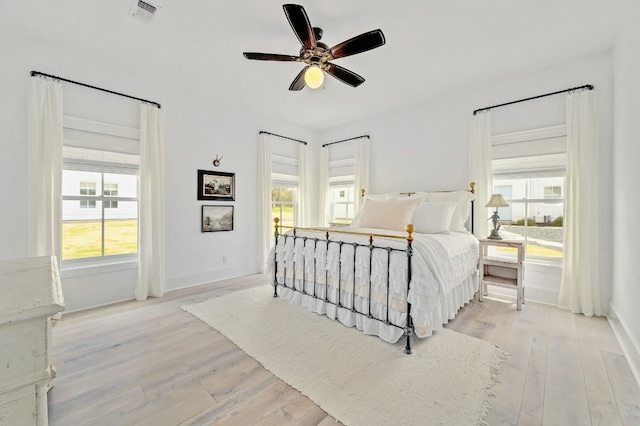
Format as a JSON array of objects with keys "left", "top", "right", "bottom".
[{"left": 131, "top": 0, "right": 158, "bottom": 23}]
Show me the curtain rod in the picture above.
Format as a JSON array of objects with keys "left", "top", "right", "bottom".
[
  {"left": 259, "top": 131, "right": 307, "bottom": 145},
  {"left": 30, "top": 71, "right": 162, "bottom": 109},
  {"left": 322, "top": 134, "right": 370, "bottom": 148},
  {"left": 473, "top": 84, "right": 593, "bottom": 115}
]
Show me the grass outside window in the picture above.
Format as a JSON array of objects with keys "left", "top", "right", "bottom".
[
  {"left": 272, "top": 206, "right": 295, "bottom": 228},
  {"left": 495, "top": 244, "right": 562, "bottom": 258},
  {"left": 63, "top": 219, "right": 138, "bottom": 260}
]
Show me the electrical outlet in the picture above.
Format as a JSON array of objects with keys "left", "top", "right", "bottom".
[{"left": 222, "top": 255, "right": 228, "bottom": 264}]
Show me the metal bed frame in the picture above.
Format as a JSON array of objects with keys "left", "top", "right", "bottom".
[
  {"left": 273, "top": 223, "right": 417, "bottom": 353},
  {"left": 271, "top": 183, "right": 476, "bottom": 355}
]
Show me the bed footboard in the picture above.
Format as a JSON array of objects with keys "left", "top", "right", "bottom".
[{"left": 272, "top": 218, "right": 416, "bottom": 354}]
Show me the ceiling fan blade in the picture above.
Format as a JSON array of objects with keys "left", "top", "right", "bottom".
[
  {"left": 283, "top": 4, "right": 316, "bottom": 49},
  {"left": 243, "top": 52, "right": 299, "bottom": 62},
  {"left": 330, "top": 29, "right": 386, "bottom": 59},
  {"left": 326, "top": 63, "right": 365, "bottom": 87},
  {"left": 289, "top": 66, "right": 308, "bottom": 91}
]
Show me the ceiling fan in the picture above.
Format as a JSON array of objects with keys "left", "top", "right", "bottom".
[{"left": 243, "top": 4, "right": 386, "bottom": 91}]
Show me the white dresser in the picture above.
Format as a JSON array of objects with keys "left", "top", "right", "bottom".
[{"left": 0, "top": 256, "right": 65, "bottom": 426}]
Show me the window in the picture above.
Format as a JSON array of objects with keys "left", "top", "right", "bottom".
[
  {"left": 271, "top": 153, "right": 299, "bottom": 229},
  {"left": 61, "top": 118, "right": 139, "bottom": 264},
  {"left": 492, "top": 126, "right": 566, "bottom": 263},
  {"left": 327, "top": 155, "right": 356, "bottom": 224},
  {"left": 80, "top": 181, "right": 96, "bottom": 195},
  {"left": 272, "top": 186, "right": 297, "bottom": 229},
  {"left": 543, "top": 185, "right": 562, "bottom": 199},
  {"left": 329, "top": 179, "right": 355, "bottom": 224},
  {"left": 104, "top": 183, "right": 119, "bottom": 208},
  {"left": 79, "top": 182, "right": 97, "bottom": 208}
]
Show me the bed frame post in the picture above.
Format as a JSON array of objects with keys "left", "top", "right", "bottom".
[
  {"left": 404, "top": 224, "right": 415, "bottom": 355},
  {"left": 273, "top": 218, "right": 280, "bottom": 298},
  {"left": 470, "top": 182, "right": 476, "bottom": 234}
]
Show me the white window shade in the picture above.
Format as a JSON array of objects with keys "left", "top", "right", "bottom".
[
  {"left": 272, "top": 172, "right": 299, "bottom": 187},
  {"left": 63, "top": 146, "right": 139, "bottom": 173},
  {"left": 271, "top": 154, "right": 298, "bottom": 176},
  {"left": 329, "top": 175, "right": 354, "bottom": 184},
  {"left": 63, "top": 116, "right": 140, "bottom": 174},
  {"left": 327, "top": 141, "right": 356, "bottom": 178},
  {"left": 64, "top": 127, "right": 139, "bottom": 155},
  {"left": 492, "top": 125, "right": 566, "bottom": 159},
  {"left": 492, "top": 125, "right": 566, "bottom": 179},
  {"left": 329, "top": 158, "right": 355, "bottom": 178},
  {"left": 493, "top": 153, "right": 566, "bottom": 179}
]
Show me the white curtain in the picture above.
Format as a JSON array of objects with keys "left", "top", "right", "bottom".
[
  {"left": 257, "top": 133, "right": 273, "bottom": 273},
  {"left": 27, "top": 77, "right": 63, "bottom": 263},
  {"left": 318, "top": 147, "right": 330, "bottom": 226},
  {"left": 558, "top": 90, "right": 602, "bottom": 316},
  {"left": 469, "top": 111, "right": 492, "bottom": 239},
  {"left": 296, "top": 143, "right": 310, "bottom": 227},
  {"left": 353, "top": 137, "right": 371, "bottom": 213},
  {"left": 136, "top": 104, "right": 165, "bottom": 301}
]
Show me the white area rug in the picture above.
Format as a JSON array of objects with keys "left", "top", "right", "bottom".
[{"left": 182, "top": 286, "right": 507, "bottom": 426}]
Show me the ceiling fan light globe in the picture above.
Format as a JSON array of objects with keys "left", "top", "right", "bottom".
[{"left": 304, "top": 66, "right": 324, "bottom": 89}]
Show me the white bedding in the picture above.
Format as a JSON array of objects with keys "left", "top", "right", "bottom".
[{"left": 267, "top": 227, "right": 479, "bottom": 343}]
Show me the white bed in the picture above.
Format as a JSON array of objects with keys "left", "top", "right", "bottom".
[
  {"left": 268, "top": 227, "right": 478, "bottom": 343},
  {"left": 267, "top": 185, "right": 479, "bottom": 349}
]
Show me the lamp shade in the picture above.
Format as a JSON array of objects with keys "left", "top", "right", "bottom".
[
  {"left": 304, "top": 66, "right": 324, "bottom": 89},
  {"left": 485, "top": 193, "right": 509, "bottom": 208}
]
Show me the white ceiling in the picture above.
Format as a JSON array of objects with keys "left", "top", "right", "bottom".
[{"left": 1, "top": 0, "right": 634, "bottom": 130}]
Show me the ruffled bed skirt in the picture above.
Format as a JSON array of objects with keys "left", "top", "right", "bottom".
[{"left": 275, "top": 272, "right": 477, "bottom": 343}]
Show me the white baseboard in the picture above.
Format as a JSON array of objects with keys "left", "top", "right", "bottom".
[
  {"left": 608, "top": 302, "right": 640, "bottom": 388},
  {"left": 165, "top": 265, "right": 256, "bottom": 292},
  {"left": 62, "top": 295, "right": 135, "bottom": 315}
]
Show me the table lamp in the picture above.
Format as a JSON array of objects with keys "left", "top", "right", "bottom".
[{"left": 485, "top": 194, "right": 509, "bottom": 240}]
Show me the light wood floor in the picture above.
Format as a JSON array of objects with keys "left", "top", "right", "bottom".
[{"left": 48, "top": 274, "right": 640, "bottom": 425}]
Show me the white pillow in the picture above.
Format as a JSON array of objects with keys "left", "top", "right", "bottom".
[
  {"left": 423, "top": 191, "right": 475, "bottom": 232},
  {"left": 350, "top": 192, "right": 403, "bottom": 226},
  {"left": 412, "top": 201, "right": 455, "bottom": 234},
  {"left": 355, "top": 198, "right": 421, "bottom": 232}
]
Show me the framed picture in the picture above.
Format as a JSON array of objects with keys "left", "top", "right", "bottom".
[
  {"left": 201, "top": 205, "right": 234, "bottom": 232},
  {"left": 198, "top": 169, "right": 235, "bottom": 201}
]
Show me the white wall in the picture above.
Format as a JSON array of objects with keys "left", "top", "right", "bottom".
[
  {"left": 612, "top": 22, "right": 640, "bottom": 383},
  {"left": 316, "top": 51, "right": 614, "bottom": 306},
  {"left": 0, "top": 36, "right": 313, "bottom": 311},
  {"left": 0, "top": 33, "right": 630, "bottom": 364}
]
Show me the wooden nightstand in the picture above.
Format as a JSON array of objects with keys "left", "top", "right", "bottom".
[{"left": 478, "top": 239, "right": 525, "bottom": 310}]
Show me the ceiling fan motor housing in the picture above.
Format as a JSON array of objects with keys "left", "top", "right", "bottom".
[{"left": 313, "top": 27, "right": 323, "bottom": 41}]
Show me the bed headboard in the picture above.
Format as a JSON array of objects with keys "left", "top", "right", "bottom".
[
  {"left": 360, "top": 182, "right": 476, "bottom": 197},
  {"left": 359, "top": 182, "right": 477, "bottom": 234}
]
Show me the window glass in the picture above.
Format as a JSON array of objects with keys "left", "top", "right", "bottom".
[
  {"left": 543, "top": 186, "right": 562, "bottom": 199},
  {"left": 104, "top": 201, "right": 138, "bottom": 256},
  {"left": 272, "top": 186, "right": 297, "bottom": 229},
  {"left": 104, "top": 183, "right": 118, "bottom": 196},
  {"left": 80, "top": 200, "right": 97, "bottom": 209},
  {"left": 80, "top": 181, "right": 97, "bottom": 196},
  {"left": 62, "top": 170, "right": 138, "bottom": 261},
  {"left": 62, "top": 199, "right": 103, "bottom": 260},
  {"left": 327, "top": 149, "right": 356, "bottom": 224},
  {"left": 329, "top": 184, "right": 354, "bottom": 224},
  {"left": 492, "top": 176, "right": 564, "bottom": 262}
]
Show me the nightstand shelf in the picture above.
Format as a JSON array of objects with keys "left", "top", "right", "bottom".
[{"left": 478, "top": 239, "right": 525, "bottom": 310}]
